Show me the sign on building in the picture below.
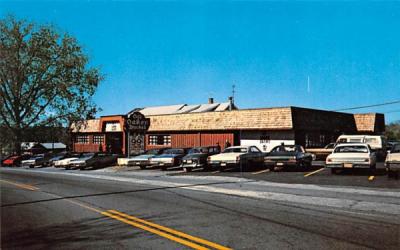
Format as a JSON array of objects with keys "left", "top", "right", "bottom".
[{"left": 125, "top": 112, "right": 150, "bottom": 156}]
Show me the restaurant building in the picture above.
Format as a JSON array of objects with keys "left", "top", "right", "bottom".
[{"left": 70, "top": 99, "right": 385, "bottom": 155}]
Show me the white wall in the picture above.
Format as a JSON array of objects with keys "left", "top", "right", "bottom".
[{"left": 240, "top": 130, "right": 295, "bottom": 152}]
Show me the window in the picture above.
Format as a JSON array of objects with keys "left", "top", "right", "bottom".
[
  {"left": 250, "top": 146, "right": 261, "bottom": 153},
  {"left": 75, "top": 135, "right": 89, "bottom": 144},
  {"left": 93, "top": 135, "right": 104, "bottom": 144},
  {"left": 149, "top": 135, "right": 171, "bottom": 145},
  {"left": 334, "top": 145, "right": 368, "bottom": 153}
]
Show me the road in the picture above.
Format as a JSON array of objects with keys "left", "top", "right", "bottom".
[{"left": 1, "top": 167, "right": 399, "bottom": 249}]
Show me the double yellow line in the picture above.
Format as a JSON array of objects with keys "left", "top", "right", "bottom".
[
  {"left": 0, "top": 179, "right": 39, "bottom": 191},
  {"left": 102, "top": 210, "right": 231, "bottom": 250},
  {"left": 1, "top": 178, "right": 231, "bottom": 249}
]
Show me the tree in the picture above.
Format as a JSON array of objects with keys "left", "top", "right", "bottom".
[
  {"left": 0, "top": 15, "right": 102, "bottom": 154},
  {"left": 385, "top": 121, "right": 400, "bottom": 141}
]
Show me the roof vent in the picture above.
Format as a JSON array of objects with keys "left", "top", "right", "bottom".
[{"left": 208, "top": 97, "right": 214, "bottom": 104}]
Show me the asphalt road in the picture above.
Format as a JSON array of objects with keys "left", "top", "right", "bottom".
[{"left": 1, "top": 167, "right": 399, "bottom": 250}]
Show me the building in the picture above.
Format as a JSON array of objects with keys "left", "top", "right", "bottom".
[
  {"left": 22, "top": 142, "right": 67, "bottom": 154},
  {"left": 70, "top": 100, "right": 385, "bottom": 155}
]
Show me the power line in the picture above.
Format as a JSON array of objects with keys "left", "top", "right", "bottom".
[
  {"left": 382, "top": 109, "right": 400, "bottom": 114},
  {"left": 334, "top": 100, "right": 400, "bottom": 111}
]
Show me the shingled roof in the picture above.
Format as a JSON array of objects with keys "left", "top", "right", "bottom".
[
  {"left": 354, "top": 113, "right": 385, "bottom": 133},
  {"left": 148, "top": 107, "right": 293, "bottom": 131},
  {"left": 70, "top": 119, "right": 100, "bottom": 133}
]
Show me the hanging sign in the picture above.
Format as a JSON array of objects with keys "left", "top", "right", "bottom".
[{"left": 125, "top": 112, "right": 150, "bottom": 156}]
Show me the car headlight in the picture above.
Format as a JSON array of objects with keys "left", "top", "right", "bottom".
[{"left": 364, "top": 158, "right": 370, "bottom": 162}]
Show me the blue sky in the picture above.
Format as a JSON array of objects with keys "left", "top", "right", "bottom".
[{"left": 1, "top": 1, "right": 400, "bottom": 122}]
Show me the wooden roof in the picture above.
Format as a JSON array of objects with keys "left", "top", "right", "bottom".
[
  {"left": 70, "top": 119, "right": 100, "bottom": 133},
  {"left": 148, "top": 107, "right": 293, "bottom": 131},
  {"left": 354, "top": 113, "right": 385, "bottom": 133}
]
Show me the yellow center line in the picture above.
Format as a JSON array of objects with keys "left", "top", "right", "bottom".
[
  {"left": 108, "top": 210, "right": 232, "bottom": 250},
  {"left": 368, "top": 176, "right": 375, "bottom": 181},
  {"left": 102, "top": 211, "right": 210, "bottom": 250},
  {"left": 252, "top": 169, "right": 270, "bottom": 175},
  {"left": 35, "top": 191, "right": 229, "bottom": 249},
  {"left": 304, "top": 168, "right": 325, "bottom": 177},
  {"left": 0, "top": 179, "right": 39, "bottom": 191}
]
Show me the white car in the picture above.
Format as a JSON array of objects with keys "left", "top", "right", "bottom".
[
  {"left": 53, "top": 154, "right": 81, "bottom": 168},
  {"left": 207, "top": 146, "right": 264, "bottom": 170},
  {"left": 385, "top": 143, "right": 400, "bottom": 179},
  {"left": 326, "top": 143, "right": 377, "bottom": 174}
]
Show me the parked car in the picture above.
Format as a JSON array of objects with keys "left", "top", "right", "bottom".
[
  {"left": 264, "top": 145, "right": 313, "bottom": 171},
  {"left": 2, "top": 154, "right": 31, "bottom": 167},
  {"left": 69, "top": 153, "right": 117, "bottom": 170},
  {"left": 181, "top": 146, "right": 221, "bottom": 172},
  {"left": 149, "top": 148, "right": 190, "bottom": 170},
  {"left": 118, "top": 148, "right": 169, "bottom": 169},
  {"left": 326, "top": 143, "right": 377, "bottom": 174},
  {"left": 207, "top": 146, "right": 264, "bottom": 171},
  {"left": 46, "top": 152, "right": 69, "bottom": 167},
  {"left": 385, "top": 143, "right": 400, "bottom": 179},
  {"left": 21, "top": 153, "right": 54, "bottom": 168},
  {"left": 67, "top": 153, "right": 95, "bottom": 170},
  {"left": 387, "top": 141, "right": 400, "bottom": 152},
  {"left": 336, "top": 135, "right": 387, "bottom": 161},
  {"left": 306, "top": 143, "right": 335, "bottom": 161},
  {"left": 53, "top": 153, "right": 82, "bottom": 168}
]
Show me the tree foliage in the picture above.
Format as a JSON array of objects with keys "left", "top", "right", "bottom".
[
  {"left": 0, "top": 16, "right": 102, "bottom": 153},
  {"left": 385, "top": 120, "right": 400, "bottom": 141}
]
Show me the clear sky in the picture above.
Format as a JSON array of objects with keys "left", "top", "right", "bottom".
[{"left": 1, "top": 1, "right": 400, "bottom": 122}]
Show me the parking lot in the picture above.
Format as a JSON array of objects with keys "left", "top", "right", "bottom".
[{"left": 14, "top": 160, "right": 400, "bottom": 189}]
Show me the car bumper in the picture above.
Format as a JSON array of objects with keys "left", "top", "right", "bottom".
[
  {"left": 385, "top": 162, "right": 400, "bottom": 171},
  {"left": 21, "top": 162, "right": 36, "bottom": 167},
  {"left": 150, "top": 161, "right": 175, "bottom": 167},
  {"left": 69, "top": 163, "right": 87, "bottom": 168},
  {"left": 181, "top": 163, "right": 205, "bottom": 168},
  {"left": 208, "top": 161, "right": 238, "bottom": 167},
  {"left": 325, "top": 163, "right": 372, "bottom": 169},
  {"left": 264, "top": 160, "right": 298, "bottom": 167}
]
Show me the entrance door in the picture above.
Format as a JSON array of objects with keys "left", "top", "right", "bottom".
[{"left": 106, "top": 133, "right": 123, "bottom": 154}]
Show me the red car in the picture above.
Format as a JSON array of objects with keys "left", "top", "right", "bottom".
[{"left": 2, "top": 155, "right": 31, "bottom": 167}]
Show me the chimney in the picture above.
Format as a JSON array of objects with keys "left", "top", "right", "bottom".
[
  {"left": 208, "top": 97, "right": 214, "bottom": 104},
  {"left": 228, "top": 96, "right": 234, "bottom": 111}
]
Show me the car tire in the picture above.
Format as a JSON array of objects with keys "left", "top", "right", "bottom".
[
  {"left": 140, "top": 166, "right": 146, "bottom": 170},
  {"left": 184, "top": 167, "right": 192, "bottom": 172},
  {"left": 331, "top": 168, "right": 337, "bottom": 174},
  {"left": 29, "top": 165, "right": 34, "bottom": 168}
]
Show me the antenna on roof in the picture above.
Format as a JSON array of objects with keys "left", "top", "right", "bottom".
[{"left": 229, "top": 84, "right": 236, "bottom": 111}]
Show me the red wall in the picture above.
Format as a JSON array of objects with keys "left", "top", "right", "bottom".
[{"left": 145, "top": 132, "right": 235, "bottom": 150}]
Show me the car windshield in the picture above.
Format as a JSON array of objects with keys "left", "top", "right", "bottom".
[
  {"left": 223, "top": 148, "right": 247, "bottom": 153},
  {"left": 145, "top": 149, "right": 161, "bottom": 155},
  {"left": 82, "top": 153, "right": 95, "bottom": 157},
  {"left": 271, "top": 146, "right": 301, "bottom": 153},
  {"left": 325, "top": 143, "right": 335, "bottom": 149},
  {"left": 391, "top": 144, "right": 400, "bottom": 153},
  {"left": 164, "top": 149, "right": 184, "bottom": 154},
  {"left": 188, "top": 148, "right": 209, "bottom": 154},
  {"left": 334, "top": 146, "right": 368, "bottom": 153}
]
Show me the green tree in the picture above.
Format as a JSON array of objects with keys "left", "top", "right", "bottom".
[
  {"left": 385, "top": 120, "right": 400, "bottom": 141},
  {"left": 0, "top": 15, "right": 102, "bottom": 154}
]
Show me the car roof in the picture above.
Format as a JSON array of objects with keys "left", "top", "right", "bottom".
[
  {"left": 335, "top": 143, "right": 369, "bottom": 147},
  {"left": 226, "top": 146, "right": 249, "bottom": 149}
]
